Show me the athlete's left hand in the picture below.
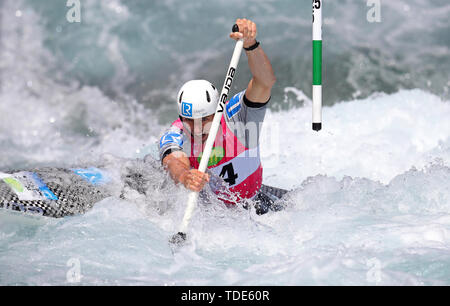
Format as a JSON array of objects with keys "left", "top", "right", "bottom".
[{"left": 229, "top": 18, "right": 257, "bottom": 49}]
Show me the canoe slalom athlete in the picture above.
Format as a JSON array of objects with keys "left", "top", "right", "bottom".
[{"left": 158, "top": 19, "right": 285, "bottom": 214}]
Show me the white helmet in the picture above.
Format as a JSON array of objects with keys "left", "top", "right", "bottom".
[{"left": 177, "top": 80, "right": 219, "bottom": 119}]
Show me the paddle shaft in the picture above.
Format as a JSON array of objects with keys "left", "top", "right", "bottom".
[{"left": 177, "top": 26, "right": 244, "bottom": 234}]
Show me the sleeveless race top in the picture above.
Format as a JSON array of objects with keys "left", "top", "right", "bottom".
[{"left": 159, "top": 90, "right": 268, "bottom": 204}]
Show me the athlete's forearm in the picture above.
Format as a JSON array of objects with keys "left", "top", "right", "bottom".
[
  {"left": 246, "top": 45, "right": 276, "bottom": 91},
  {"left": 229, "top": 18, "right": 276, "bottom": 103},
  {"left": 162, "top": 151, "right": 190, "bottom": 184},
  {"left": 162, "top": 152, "right": 210, "bottom": 192}
]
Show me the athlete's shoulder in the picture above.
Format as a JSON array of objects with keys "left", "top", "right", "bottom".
[
  {"left": 159, "top": 119, "right": 185, "bottom": 150},
  {"left": 160, "top": 128, "right": 183, "bottom": 148},
  {"left": 158, "top": 120, "right": 187, "bottom": 163}
]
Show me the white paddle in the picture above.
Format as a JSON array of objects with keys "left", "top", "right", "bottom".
[{"left": 170, "top": 24, "right": 244, "bottom": 245}]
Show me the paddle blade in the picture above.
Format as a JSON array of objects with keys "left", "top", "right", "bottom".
[{"left": 169, "top": 232, "right": 187, "bottom": 245}]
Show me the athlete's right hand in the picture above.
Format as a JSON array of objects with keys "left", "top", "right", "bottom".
[{"left": 179, "top": 169, "right": 210, "bottom": 192}]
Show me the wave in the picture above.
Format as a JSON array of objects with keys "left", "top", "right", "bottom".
[
  {"left": 1, "top": 0, "right": 449, "bottom": 113},
  {"left": 1, "top": 0, "right": 450, "bottom": 285},
  {"left": 1, "top": 161, "right": 450, "bottom": 285}
]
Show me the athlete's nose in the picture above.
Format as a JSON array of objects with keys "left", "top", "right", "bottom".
[
  {"left": 201, "top": 121, "right": 211, "bottom": 134},
  {"left": 193, "top": 119, "right": 203, "bottom": 136}
]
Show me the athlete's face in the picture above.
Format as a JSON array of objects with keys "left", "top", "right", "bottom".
[{"left": 181, "top": 114, "right": 215, "bottom": 143}]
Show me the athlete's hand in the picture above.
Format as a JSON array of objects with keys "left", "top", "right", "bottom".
[
  {"left": 229, "top": 18, "right": 257, "bottom": 49},
  {"left": 179, "top": 169, "right": 210, "bottom": 192}
]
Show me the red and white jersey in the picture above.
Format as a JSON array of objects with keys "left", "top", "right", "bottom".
[{"left": 159, "top": 90, "right": 269, "bottom": 203}]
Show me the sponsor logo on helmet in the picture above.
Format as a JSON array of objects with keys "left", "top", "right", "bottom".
[{"left": 181, "top": 102, "right": 193, "bottom": 117}]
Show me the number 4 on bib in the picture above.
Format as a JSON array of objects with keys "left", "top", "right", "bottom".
[{"left": 219, "top": 163, "right": 238, "bottom": 186}]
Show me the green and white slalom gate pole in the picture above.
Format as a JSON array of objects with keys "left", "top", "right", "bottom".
[{"left": 312, "top": 0, "right": 322, "bottom": 131}]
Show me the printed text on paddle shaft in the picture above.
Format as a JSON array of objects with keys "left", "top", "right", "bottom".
[{"left": 218, "top": 67, "right": 236, "bottom": 113}]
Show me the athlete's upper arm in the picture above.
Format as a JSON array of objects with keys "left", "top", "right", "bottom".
[
  {"left": 245, "top": 78, "right": 272, "bottom": 104},
  {"left": 224, "top": 90, "right": 268, "bottom": 149},
  {"left": 225, "top": 90, "right": 268, "bottom": 126}
]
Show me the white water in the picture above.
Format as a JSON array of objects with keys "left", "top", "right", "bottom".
[
  {"left": 263, "top": 89, "right": 450, "bottom": 188},
  {"left": 1, "top": 0, "right": 450, "bottom": 285},
  {"left": 1, "top": 89, "right": 450, "bottom": 285}
]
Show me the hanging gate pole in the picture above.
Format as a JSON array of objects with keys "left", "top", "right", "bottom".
[{"left": 312, "top": 0, "right": 322, "bottom": 131}]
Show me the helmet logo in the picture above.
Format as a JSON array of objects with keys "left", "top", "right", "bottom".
[{"left": 181, "top": 102, "right": 193, "bottom": 117}]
